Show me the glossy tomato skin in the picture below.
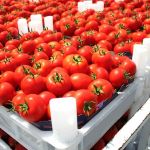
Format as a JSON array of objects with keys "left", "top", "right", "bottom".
[
  {"left": 46, "top": 71, "right": 71, "bottom": 96},
  {"left": 33, "top": 59, "right": 52, "bottom": 76},
  {"left": 119, "top": 59, "right": 136, "bottom": 76},
  {"left": 18, "top": 94, "right": 46, "bottom": 122},
  {"left": 64, "top": 89, "right": 98, "bottom": 116},
  {"left": 88, "top": 79, "right": 114, "bottom": 103},
  {"left": 20, "top": 75, "right": 46, "bottom": 94},
  {"left": 63, "top": 54, "right": 89, "bottom": 74},
  {"left": 70, "top": 73, "right": 92, "bottom": 90},
  {"left": 92, "top": 49, "right": 112, "bottom": 71},
  {"left": 22, "top": 40, "right": 36, "bottom": 54},
  {"left": 89, "top": 64, "right": 109, "bottom": 80},
  {"left": 109, "top": 68, "right": 128, "bottom": 88},
  {"left": 0, "top": 82, "right": 16, "bottom": 105}
]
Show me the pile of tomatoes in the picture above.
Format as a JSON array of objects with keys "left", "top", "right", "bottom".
[{"left": 3, "top": 0, "right": 150, "bottom": 123}]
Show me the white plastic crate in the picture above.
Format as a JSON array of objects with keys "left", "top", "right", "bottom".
[
  {"left": 0, "top": 78, "right": 143, "bottom": 150},
  {"left": 0, "top": 139, "right": 12, "bottom": 150}
]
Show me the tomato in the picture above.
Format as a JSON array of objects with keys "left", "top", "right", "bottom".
[
  {"left": 109, "top": 68, "right": 129, "bottom": 88},
  {"left": 63, "top": 54, "right": 89, "bottom": 74},
  {"left": 0, "top": 82, "right": 16, "bottom": 105},
  {"left": 0, "top": 31, "right": 10, "bottom": 45},
  {"left": 92, "top": 49, "right": 112, "bottom": 71},
  {"left": 35, "top": 43, "right": 52, "bottom": 57},
  {"left": 119, "top": 59, "right": 136, "bottom": 76},
  {"left": 21, "top": 74, "right": 46, "bottom": 94},
  {"left": 89, "top": 64, "right": 109, "bottom": 80},
  {"left": 114, "top": 42, "right": 130, "bottom": 54},
  {"left": 64, "top": 89, "right": 98, "bottom": 116},
  {"left": 99, "top": 24, "right": 114, "bottom": 34},
  {"left": 91, "top": 139, "right": 105, "bottom": 150},
  {"left": 71, "top": 36, "right": 86, "bottom": 48},
  {"left": 0, "top": 57, "right": 17, "bottom": 72},
  {"left": 18, "top": 94, "right": 46, "bottom": 122},
  {"left": 21, "top": 40, "right": 36, "bottom": 54},
  {"left": 62, "top": 45, "right": 77, "bottom": 57},
  {"left": 33, "top": 59, "right": 52, "bottom": 76},
  {"left": 0, "top": 71, "right": 17, "bottom": 87},
  {"left": 8, "top": 137, "right": 17, "bottom": 148},
  {"left": 50, "top": 67, "right": 68, "bottom": 74},
  {"left": 130, "top": 31, "right": 147, "bottom": 42},
  {"left": 60, "top": 19, "right": 76, "bottom": 36},
  {"left": 15, "top": 144, "right": 27, "bottom": 150},
  {"left": 94, "top": 32, "right": 108, "bottom": 43},
  {"left": 78, "top": 46, "right": 92, "bottom": 63},
  {"left": 4, "top": 44, "right": 16, "bottom": 51},
  {"left": 103, "top": 126, "right": 118, "bottom": 143},
  {"left": 49, "top": 51, "right": 63, "bottom": 68},
  {"left": 32, "top": 51, "right": 49, "bottom": 62},
  {"left": 88, "top": 79, "right": 114, "bottom": 103},
  {"left": 46, "top": 71, "right": 71, "bottom": 96},
  {"left": 14, "top": 65, "right": 36, "bottom": 86},
  {"left": 85, "top": 20, "right": 99, "bottom": 31},
  {"left": 70, "top": 73, "right": 92, "bottom": 90},
  {"left": 98, "top": 40, "right": 112, "bottom": 51},
  {"left": 34, "top": 37, "right": 45, "bottom": 46},
  {"left": 48, "top": 41, "right": 61, "bottom": 52},
  {"left": 74, "top": 27, "right": 85, "bottom": 36}
]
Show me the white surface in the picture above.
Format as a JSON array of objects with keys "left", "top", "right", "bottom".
[
  {"left": 44, "top": 16, "right": 53, "bottom": 31},
  {"left": 17, "top": 18, "right": 28, "bottom": 35},
  {"left": 50, "top": 98, "right": 78, "bottom": 144},
  {"left": 0, "top": 139, "right": 12, "bottom": 150}
]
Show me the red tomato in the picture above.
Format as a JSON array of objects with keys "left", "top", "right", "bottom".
[
  {"left": 35, "top": 43, "right": 52, "bottom": 57},
  {"left": 33, "top": 59, "right": 52, "bottom": 76},
  {"left": 88, "top": 79, "right": 114, "bottom": 103},
  {"left": 32, "top": 51, "right": 49, "bottom": 62},
  {"left": 85, "top": 20, "right": 99, "bottom": 31},
  {"left": 63, "top": 54, "right": 89, "bottom": 74},
  {"left": 46, "top": 71, "right": 71, "bottom": 96},
  {"left": 64, "top": 89, "right": 98, "bottom": 116},
  {"left": 91, "top": 139, "right": 105, "bottom": 150},
  {"left": 119, "top": 59, "right": 136, "bottom": 76},
  {"left": 94, "top": 32, "right": 108, "bottom": 43},
  {"left": 18, "top": 94, "right": 46, "bottom": 122},
  {"left": 70, "top": 73, "right": 92, "bottom": 90},
  {"left": 0, "top": 71, "right": 17, "bottom": 87},
  {"left": 92, "top": 49, "right": 112, "bottom": 71},
  {"left": 22, "top": 40, "right": 36, "bottom": 54},
  {"left": 0, "top": 82, "right": 16, "bottom": 105},
  {"left": 99, "top": 24, "right": 114, "bottom": 34},
  {"left": 14, "top": 65, "right": 36, "bottom": 86},
  {"left": 78, "top": 46, "right": 92, "bottom": 63},
  {"left": 109, "top": 68, "right": 129, "bottom": 88},
  {"left": 5, "top": 39, "right": 20, "bottom": 47},
  {"left": 21, "top": 74, "right": 46, "bottom": 94},
  {"left": 89, "top": 64, "right": 109, "bottom": 80},
  {"left": 62, "top": 45, "right": 77, "bottom": 57},
  {"left": 103, "top": 126, "right": 118, "bottom": 143}
]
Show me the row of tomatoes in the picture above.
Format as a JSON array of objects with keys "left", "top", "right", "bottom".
[{"left": 2, "top": 0, "right": 149, "bottom": 123}]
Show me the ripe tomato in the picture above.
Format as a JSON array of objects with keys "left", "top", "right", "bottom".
[
  {"left": 99, "top": 24, "right": 114, "bottom": 34},
  {"left": 85, "top": 20, "right": 99, "bottom": 31},
  {"left": 61, "top": 45, "right": 77, "bottom": 57},
  {"left": 0, "top": 71, "right": 17, "bottom": 87},
  {"left": 63, "top": 54, "right": 89, "bottom": 74},
  {"left": 70, "top": 73, "right": 92, "bottom": 90},
  {"left": 32, "top": 51, "right": 49, "bottom": 62},
  {"left": 5, "top": 39, "right": 20, "bottom": 47},
  {"left": 78, "top": 46, "right": 92, "bottom": 63},
  {"left": 14, "top": 65, "right": 36, "bottom": 86},
  {"left": 33, "top": 59, "right": 52, "bottom": 76},
  {"left": 91, "top": 139, "right": 105, "bottom": 150},
  {"left": 46, "top": 71, "right": 71, "bottom": 96},
  {"left": 114, "top": 42, "right": 130, "bottom": 54},
  {"left": 88, "top": 79, "right": 114, "bottom": 103},
  {"left": 21, "top": 74, "right": 46, "bottom": 94},
  {"left": 22, "top": 40, "right": 36, "bottom": 54},
  {"left": 92, "top": 49, "right": 112, "bottom": 71},
  {"left": 109, "top": 68, "right": 129, "bottom": 88},
  {"left": 119, "top": 59, "right": 136, "bottom": 76},
  {"left": 35, "top": 43, "right": 52, "bottom": 57},
  {"left": 18, "top": 94, "right": 46, "bottom": 122},
  {"left": 0, "top": 82, "right": 16, "bottom": 105},
  {"left": 94, "top": 32, "right": 108, "bottom": 43},
  {"left": 64, "top": 89, "right": 98, "bottom": 116},
  {"left": 89, "top": 64, "right": 109, "bottom": 80}
]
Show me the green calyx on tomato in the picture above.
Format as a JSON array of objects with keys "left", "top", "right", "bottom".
[
  {"left": 114, "top": 32, "right": 120, "bottom": 39},
  {"left": 53, "top": 72, "right": 63, "bottom": 83},
  {"left": 93, "top": 85, "right": 104, "bottom": 96},
  {"left": 99, "top": 49, "right": 106, "bottom": 56},
  {"left": 34, "top": 62, "right": 41, "bottom": 69},
  {"left": 83, "top": 101, "right": 96, "bottom": 116},
  {"left": 65, "top": 24, "right": 70, "bottom": 29},
  {"left": 19, "top": 102, "right": 29, "bottom": 114},
  {"left": 37, "top": 47, "right": 43, "bottom": 52},
  {"left": 64, "top": 42, "right": 71, "bottom": 46},
  {"left": 93, "top": 45, "right": 100, "bottom": 53},
  {"left": 124, "top": 71, "right": 132, "bottom": 80},
  {"left": 22, "top": 66, "right": 31, "bottom": 75},
  {"left": 91, "top": 73, "right": 97, "bottom": 80},
  {"left": 3, "top": 57, "right": 10, "bottom": 64},
  {"left": 50, "top": 55, "right": 56, "bottom": 62},
  {"left": 73, "top": 55, "right": 82, "bottom": 64}
]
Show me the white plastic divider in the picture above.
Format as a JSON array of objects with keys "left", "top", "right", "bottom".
[
  {"left": 0, "top": 139, "right": 12, "bottom": 150},
  {"left": 103, "top": 98, "right": 150, "bottom": 150}
]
